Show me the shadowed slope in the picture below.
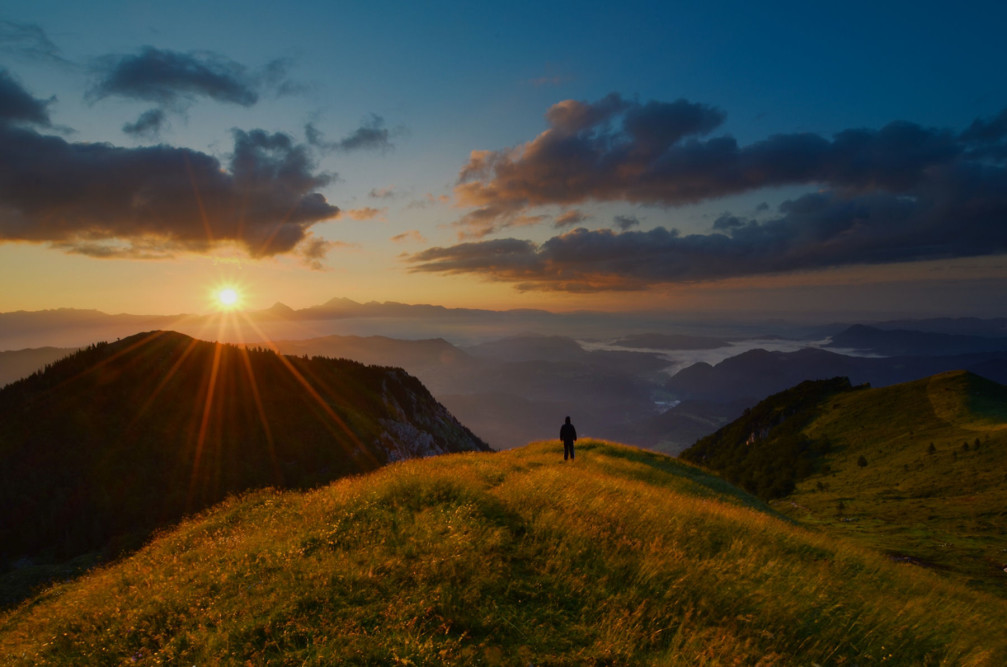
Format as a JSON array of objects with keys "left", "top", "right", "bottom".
[
  {"left": 0, "top": 331, "right": 487, "bottom": 571},
  {"left": 1, "top": 440, "right": 1003, "bottom": 664}
]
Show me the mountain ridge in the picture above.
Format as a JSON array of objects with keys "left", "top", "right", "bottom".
[{"left": 0, "top": 330, "right": 487, "bottom": 577}]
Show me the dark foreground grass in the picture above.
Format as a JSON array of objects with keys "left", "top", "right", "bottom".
[{"left": 2, "top": 440, "right": 1005, "bottom": 664}]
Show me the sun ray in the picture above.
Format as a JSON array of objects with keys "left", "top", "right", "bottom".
[
  {"left": 236, "top": 344, "right": 282, "bottom": 484},
  {"left": 234, "top": 311, "right": 378, "bottom": 467},
  {"left": 188, "top": 339, "right": 224, "bottom": 508},
  {"left": 45, "top": 331, "right": 169, "bottom": 400},
  {"left": 129, "top": 336, "right": 202, "bottom": 427}
]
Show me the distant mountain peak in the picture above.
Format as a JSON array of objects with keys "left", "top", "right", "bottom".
[
  {"left": 319, "top": 296, "right": 364, "bottom": 309},
  {"left": 266, "top": 301, "right": 295, "bottom": 313}
]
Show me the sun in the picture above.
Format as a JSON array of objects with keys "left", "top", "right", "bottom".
[{"left": 215, "top": 286, "right": 242, "bottom": 310}]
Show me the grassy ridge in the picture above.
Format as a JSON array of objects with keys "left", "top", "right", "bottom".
[
  {"left": 2, "top": 440, "right": 1005, "bottom": 664},
  {"left": 776, "top": 371, "right": 1007, "bottom": 596}
]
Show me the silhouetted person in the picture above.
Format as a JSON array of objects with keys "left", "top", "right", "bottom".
[{"left": 560, "top": 416, "right": 577, "bottom": 461}]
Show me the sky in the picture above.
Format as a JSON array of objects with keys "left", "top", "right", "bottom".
[{"left": 2, "top": 0, "right": 1007, "bottom": 320}]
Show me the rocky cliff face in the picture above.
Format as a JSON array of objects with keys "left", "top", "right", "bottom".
[{"left": 376, "top": 369, "right": 490, "bottom": 461}]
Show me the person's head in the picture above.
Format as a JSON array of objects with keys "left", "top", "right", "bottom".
[{"left": 565, "top": 416, "right": 571, "bottom": 424}]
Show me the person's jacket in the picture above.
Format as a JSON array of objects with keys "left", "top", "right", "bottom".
[{"left": 560, "top": 423, "right": 577, "bottom": 444}]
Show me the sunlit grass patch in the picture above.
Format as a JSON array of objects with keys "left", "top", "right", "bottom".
[{"left": 2, "top": 439, "right": 1006, "bottom": 664}]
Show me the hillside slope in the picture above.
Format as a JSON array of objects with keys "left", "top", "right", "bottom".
[
  {"left": 0, "top": 331, "right": 487, "bottom": 571},
  {"left": 2, "top": 440, "right": 1004, "bottom": 664},
  {"left": 778, "top": 371, "right": 1007, "bottom": 595},
  {"left": 682, "top": 371, "right": 1007, "bottom": 596}
]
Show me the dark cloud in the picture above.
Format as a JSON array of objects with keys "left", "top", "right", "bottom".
[
  {"left": 411, "top": 162, "right": 1007, "bottom": 291},
  {"left": 453, "top": 93, "right": 985, "bottom": 235},
  {"left": 429, "top": 93, "right": 1007, "bottom": 289},
  {"left": 961, "top": 108, "right": 1007, "bottom": 144},
  {"left": 337, "top": 115, "right": 392, "bottom": 152},
  {"left": 613, "top": 214, "right": 640, "bottom": 230},
  {"left": 411, "top": 238, "right": 544, "bottom": 281},
  {"left": 88, "top": 46, "right": 261, "bottom": 107},
  {"left": 712, "top": 213, "right": 744, "bottom": 231},
  {"left": 0, "top": 68, "right": 51, "bottom": 125},
  {"left": 554, "top": 210, "right": 587, "bottom": 228},
  {"left": 122, "top": 108, "right": 167, "bottom": 138},
  {"left": 297, "top": 235, "right": 355, "bottom": 270},
  {"left": 960, "top": 108, "right": 1007, "bottom": 160},
  {"left": 306, "top": 115, "right": 394, "bottom": 153},
  {"left": 0, "top": 74, "right": 339, "bottom": 259}
]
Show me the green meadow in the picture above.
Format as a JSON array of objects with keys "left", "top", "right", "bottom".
[
  {"left": 2, "top": 439, "right": 1004, "bottom": 665},
  {"left": 774, "top": 371, "right": 1007, "bottom": 596}
]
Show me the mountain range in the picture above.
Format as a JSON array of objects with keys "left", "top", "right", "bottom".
[
  {"left": 828, "top": 323, "right": 1007, "bottom": 356},
  {"left": 7, "top": 317, "right": 1007, "bottom": 456}
]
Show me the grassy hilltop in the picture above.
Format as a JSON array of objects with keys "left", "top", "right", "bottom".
[
  {"left": 682, "top": 370, "right": 1007, "bottom": 597},
  {"left": 3, "top": 440, "right": 1005, "bottom": 664},
  {"left": 777, "top": 371, "right": 1007, "bottom": 595}
]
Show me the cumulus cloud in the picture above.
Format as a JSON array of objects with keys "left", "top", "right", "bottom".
[
  {"left": 0, "top": 73, "right": 340, "bottom": 258},
  {"left": 451, "top": 93, "right": 980, "bottom": 235},
  {"left": 422, "top": 94, "right": 1007, "bottom": 290}
]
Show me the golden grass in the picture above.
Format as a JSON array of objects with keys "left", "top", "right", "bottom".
[{"left": 2, "top": 439, "right": 1005, "bottom": 664}]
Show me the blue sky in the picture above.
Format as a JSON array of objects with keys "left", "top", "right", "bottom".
[{"left": 1, "top": 1, "right": 1006, "bottom": 318}]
